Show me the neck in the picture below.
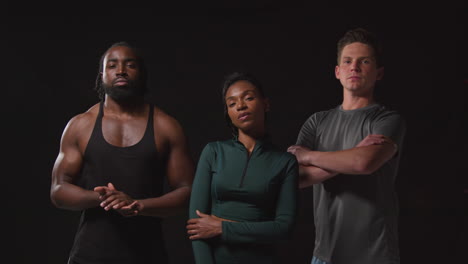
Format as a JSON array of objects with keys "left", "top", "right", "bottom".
[
  {"left": 104, "top": 95, "right": 146, "bottom": 116},
  {"left": 237, "top": 129, "right": 265, "bottom": 154},
  {"left": 342, "top": 92, "right": 374, "bottom": 110}
]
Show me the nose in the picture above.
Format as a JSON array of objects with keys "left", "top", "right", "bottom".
[
  {"left": 350, "top": 60, "right": 361, "bottom": 72},
  {"left": 236, "top": 100, "right": 247, "bottom": 111},
  {"left": 116, "top": 63, "right": 128, "bottom": 76}
]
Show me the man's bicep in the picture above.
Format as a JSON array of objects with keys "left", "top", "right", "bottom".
[
  {"left": 53, "top": 120, "right": 85, "bottom": 184},
  {"left": 358, "top": 142, "right": 398, "bottom": 173},
  {"left": 372, "top": 113, "right": 406, "bottom": 149},
  {"left": 165, "top": 125, "right": 195, "bottom": 188},
  {"left": 296, "top": 115, "right": 317, "bottom": 148}
]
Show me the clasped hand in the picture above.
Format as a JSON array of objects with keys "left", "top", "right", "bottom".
[{"left": 94, "top": 182, "right": 140, "bottom": 217}]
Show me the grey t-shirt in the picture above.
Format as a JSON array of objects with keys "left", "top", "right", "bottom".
[{"left": 296, "top": 103, "right": 406, "bottom": 264}]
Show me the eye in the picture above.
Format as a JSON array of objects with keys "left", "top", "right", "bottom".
[
  {"left": 362, "top": 59, "right": 371, "bottom": 64},
  {"left": 127, "top": 62, "right": 137, "bottom": 68},
  {"left": 227, "top": 102, "right": 236, "bottom": 108},
  {"left": 246, "top": 96, "right": 254, "bottom": 101}
]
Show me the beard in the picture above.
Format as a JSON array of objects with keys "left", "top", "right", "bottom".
[{"left": 103, "top": 79, "right": 146, "bottom": 103}]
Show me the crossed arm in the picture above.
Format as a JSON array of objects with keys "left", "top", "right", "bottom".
[{"left": 287, "top": 134, "right": 397, "bottom": 188}]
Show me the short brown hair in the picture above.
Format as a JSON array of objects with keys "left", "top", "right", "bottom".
[{"left": 337, "top": 27, "right": 384, "bottom": 67}]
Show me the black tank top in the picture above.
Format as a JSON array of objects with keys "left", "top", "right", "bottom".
[{"left": 69, "top": 102, "right": 168, "bottom": 264}]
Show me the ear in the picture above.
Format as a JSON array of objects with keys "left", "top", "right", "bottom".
[
  {"left": 376, "top": 66, "right": 384, "bottom": 80},
  {"left": 264, "top": 98, "right": 270, "bottom": 113},
  {"left": 335, "top": 65, "right": 340, "bottom": 79}
]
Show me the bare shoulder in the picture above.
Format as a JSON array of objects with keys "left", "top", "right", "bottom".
[
  {"left": 153, "top": 106, "right": 185, "bottom": 139},
  {"left": 66, "top": 104, "right": 99, "bottom": 131},
  {"left": 61, "top": 104, "right": 100, "bottom": 149}
]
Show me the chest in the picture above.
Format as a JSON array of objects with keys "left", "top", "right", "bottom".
[
  {"left": 101, "top": 116, "right": 149, "bottom": 147},
  {"left": 210, "top": 150, "right": 286, "bottom": 204},
  {"left": 316, "top": 112, "right": 375, "bottom": 151}
]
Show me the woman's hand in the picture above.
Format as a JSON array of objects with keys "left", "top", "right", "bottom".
[{"left": 186, "top": 210, "right": 226, "bottom": 240}]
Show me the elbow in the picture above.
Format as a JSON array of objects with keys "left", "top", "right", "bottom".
[
  {"left": 50, "top": 185, "right": 65, "bottom": 209},
  {"left": 276, "top": 220, "right": 296, "bottom": 241},
  {"left": 353, "top": 159, "right": 380, "bottom": 175},
  {"left": 50, "top": 192, "right": 61, "bottom": 208}
]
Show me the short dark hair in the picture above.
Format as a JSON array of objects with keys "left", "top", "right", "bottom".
[
  {"left": 94, "top": 41, "right": 148, "bottom": 100},
  {"left": 221, "top": 72, "right": 266, "bottom": 136},
  {"left": 337, "top": 27, "right": 384, "bottom": 67}
]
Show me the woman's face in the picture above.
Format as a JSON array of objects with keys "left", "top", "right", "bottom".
[{"left": 225, "top": 80, "right": 269, "bottom": 135}]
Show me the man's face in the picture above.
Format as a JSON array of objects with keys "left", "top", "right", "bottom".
[
  {"left": 335, "top": 42, "right": 384, "bottom": 97},
  {"left": 101, "top": 46, "right": 144, "bottom": 101}
]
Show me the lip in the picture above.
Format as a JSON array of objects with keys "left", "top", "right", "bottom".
[
  {"left": 348, "top": 76, "right": 361, "bottom": 80},
  {"left": 114, "top": 78, "right": 128, "bottom": 85},
  {"left": 238, "top": 112, "right": 251, "bottom": 121}
]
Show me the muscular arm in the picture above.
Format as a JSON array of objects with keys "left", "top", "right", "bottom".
[
  {"left": 50, "top": 115, "right": 101, "bottom": 210},
  {"left": 306, "top": 143, "right": 396, "bottom": 175},
  {"left": 136, "top": 111, "right": 195, "bottom": 218},
  {"left": 290, "top": 135, "right": 397, "bottom": 176},
  {"left": 289, "top": 134, "right": 395, "bottom": 187},
  {"left": 298, "top": 165, "right": 337, "bottom": 188}
]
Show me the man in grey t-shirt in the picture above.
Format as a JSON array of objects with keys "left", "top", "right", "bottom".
[{"left": 288, "top": 28, "right": 406, "bottom": 264}]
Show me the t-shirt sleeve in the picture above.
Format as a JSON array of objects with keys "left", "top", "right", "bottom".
[
  {"left": 296, "top": 114, "right": 318, "bottom": 149},
  {"left": 371, "top": 111, "right": 406, "bottom": 152},
  {"left": 220, "top": 156, "right": 299, "bottom": 244},
  {"left": 189, "top": 143, "right": 216, "bottom": 264}
]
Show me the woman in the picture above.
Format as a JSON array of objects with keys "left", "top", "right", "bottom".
[{"left": 186, "top": 72, "right": 299, "bottom": 264}]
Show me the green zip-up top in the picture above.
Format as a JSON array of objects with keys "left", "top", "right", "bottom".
[{"left": 189, "top": 137, "right": 299, "bottom": 264}]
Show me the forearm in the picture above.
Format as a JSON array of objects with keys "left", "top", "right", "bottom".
[
  {"left": 221, "top": 217, "right": 295, "bottom": 244},
  {"left": 192, "top": 240, "right": 214, "bottom": 264},
  {"left": 306, "top": 144, "right": 396, "bottom": 175},
  {"left": 299, "top": 165, "right": 338, "bottom": 187},
  {"left": 138, "top": 185, "right": 191, "bottom": 217},
  {"left": 50, "top": 182, "right": 100, "bottom": 210}
]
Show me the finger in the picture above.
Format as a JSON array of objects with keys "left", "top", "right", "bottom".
[
  {"left": 105, "top": 199, "right": 125, "bottom": 211},
  {"left": 98, "top": 192, "right": 113, "bottom": 201},
  {"left": 189, "top": 234, "right": 202, "bottom": 240},
  {"left": 101, "top": 194, "right": 117, "bottom": 205},
  {"left": 127, "top": 201, "right": 138, "bottom": 209},
  {"left": 187, "top": 219, "right": 198, "bottom": 225},
  {"left": 112, "top": 201, "right": 127, "bottom": 210},
  {"left": 187, "top": 229, "right": 198, "bottom": 235},
  {"left": 94, "top": 186, "right": 108, "bottom": 195},
  {"left": 108, "top": 182, "right": 116, "bottom": 190},
  {"left": 186, "top": 223, "right": 198, "bottom": 230},
  {"left": 196, "top": 210, "right": 207, "bottom": 217},
  {"left": 370, "top": 134, "right": 387, "bottom": 140},
  {"left": 121, "top": 202, "right": 136, "bottom": 210},
  {"left": 101, "top": 196, "right": 118, "bottom": 209}
]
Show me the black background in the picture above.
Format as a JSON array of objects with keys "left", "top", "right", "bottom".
[{"left": 7, "top": 1, "right": 466, "bottom": 264}]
